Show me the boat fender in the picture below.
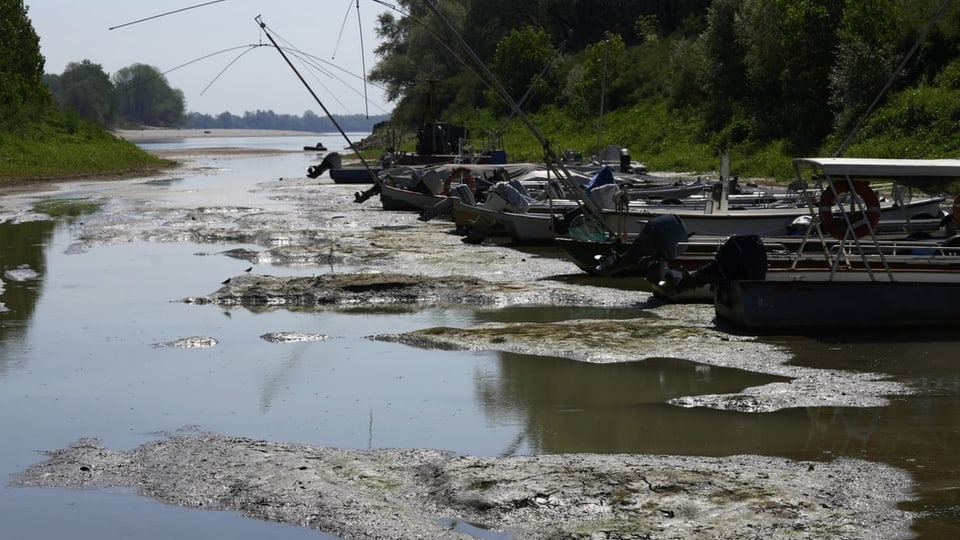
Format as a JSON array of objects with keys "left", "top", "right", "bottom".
[
  {"left": 818, "top": 181, "right": 880, "bottom": 240},
  {"left": 443, "top": 167, "right": 476, "bottom": 195}
]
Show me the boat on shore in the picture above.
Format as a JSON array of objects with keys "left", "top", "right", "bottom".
[
  {"left": 704, "top": 157, "right": 960, "bottom": 328},
  {"left": 302, "top": 141, "right": 327, "bottom": 151},
  {"left": 597, "top": 183, "right": 946, "bottom": 238}
]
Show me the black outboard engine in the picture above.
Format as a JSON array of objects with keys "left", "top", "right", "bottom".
[
  {"left": 674, "top": 234, "right": 767, "bottom": 292},
  {"left": 594, "top": 214, "right": 689, "bottom": 274},
  {"left": 306, "top": 151, "right": 343, "bottom": 179}
]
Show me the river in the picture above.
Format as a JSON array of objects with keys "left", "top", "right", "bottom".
[{"left": 1, "top": 134, "right": 958, "bottom": 538}]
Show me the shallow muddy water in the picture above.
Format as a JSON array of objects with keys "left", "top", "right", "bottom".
[{"left": 2, "top": 136, "right": 959, "bottom": 538}]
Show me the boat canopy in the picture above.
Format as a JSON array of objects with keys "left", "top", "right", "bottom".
[{"left": 793, "top": 157, "right": 960, "bottom": 192}]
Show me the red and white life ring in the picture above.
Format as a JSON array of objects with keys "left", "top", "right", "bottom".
[{"left": 818, "top": 181, "right": 881, "bottom": 240}]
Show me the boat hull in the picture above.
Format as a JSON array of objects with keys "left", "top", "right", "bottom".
[
  {"left": 715, "top": 274, "right": 960, "bottom": 328},
  {"left": 330, "top": 167, "right": 380, "bottom": 184},
  {"left": 451, "top": 198, "right": 560, "bottom": 244},
  {"left": 379, "top": 183, "right": 447, "bottom": 211}
]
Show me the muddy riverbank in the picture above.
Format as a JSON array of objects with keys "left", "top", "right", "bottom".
[
  {"left": 8, "top": 147, "right": 921, "bottom": 538},
  {"left": 18, "top": 431, "right": 913, "bottom": 540}
]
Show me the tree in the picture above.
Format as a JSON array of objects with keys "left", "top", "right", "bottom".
[
  {"left": 697, "top": 0, "right": 748, "bottom": 133},
  {"left": 369, "top": 1, "right": 473, "bottom": 126},
  {"left": 56, "top": 60, "right": 115, "bottom": 125},
  {"left": 112, "top": 64, "right": 185, "bottom": 127},
  {"left": 489, "top": 26, "right": 559, "bottom": 113},
  {"left": 571, "top": 33, "right": 626, "bottom": 119},
  {"left": 0, "top": 0, "right": 53, "bottom": 128},
  {"left": 775, "top": 0, "right": 844, "bottom": 149}
]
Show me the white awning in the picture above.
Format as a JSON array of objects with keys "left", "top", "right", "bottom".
[{"left": 793, "top": 157, "right": 960, "bottom": 191}]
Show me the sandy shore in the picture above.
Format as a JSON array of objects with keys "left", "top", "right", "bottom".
[{"left": 112, "top": 128, "right": 325, "bottom": 142}]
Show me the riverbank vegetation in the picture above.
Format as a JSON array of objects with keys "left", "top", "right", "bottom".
[
  {"left": 1, "top": 0, "right": 167, "bottom": 186},
  {"left": 370, "top": 0, "right": 960, "bottom": 181},
  {"left": 10, "top": 1, "right": 960, "bottom": 185}
]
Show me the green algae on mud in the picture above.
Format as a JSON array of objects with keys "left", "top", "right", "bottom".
[{"left": 32, "top": 197, "right": 105, "bottom": 219}]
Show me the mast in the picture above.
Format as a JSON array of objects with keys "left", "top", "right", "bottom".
[{"left": 255, "top": 15, "right": 381, "bottom": 192}]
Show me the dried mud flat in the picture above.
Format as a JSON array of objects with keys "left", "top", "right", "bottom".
[
  {"left": 9, "top": 154, "right": 918, "bottom": 539},
  {"left": 17, "top": 431, "right": 913, "bottom": 540}
]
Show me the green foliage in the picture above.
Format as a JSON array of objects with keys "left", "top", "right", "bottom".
[
  {"left": 0, "top": 0, "right": 53, "bottom": 129},
  {"left": 842, "top": 85, "right": 960, "bottom": 158},
  {"left": 567, "top": 34, "right": 627, "bottom": 118},
  {"left": 633, "top": 14, "right": 661, "bottom": 43},
  {"left": 32, "top": 198, "right": 105, "bottom": 219},
  {"left": 56, "top": 60, "right": 116, "bottom": 125},
  {"left": 183, "top": 110, "right": 388, "bottom": 132},
  {"left": 933, "top": 58, "right": 960, "bottom": 89},
  {"left": 490, "top": 26, "right": 558, "bottom": 113},
  {"left": 112, "top": 64, "right": 185, "bottom": 127},
  {"left": 358, "top": 0, "right": 960, "bottom": 184},
  {"left": 0, "top": 0, "right": 168, "bottom": 186},
  {"left": 0, "top": 115, "right": 167, "bottom": 181}
]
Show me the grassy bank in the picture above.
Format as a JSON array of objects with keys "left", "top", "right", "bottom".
[
  {"left": 446, "top": 101, "right": 802, "bottom": 182},
  {"left": 0, "top": 119, "right": 171, "bottom": 189}
]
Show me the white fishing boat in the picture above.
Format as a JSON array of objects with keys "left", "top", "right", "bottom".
[
  {"left": 599, "top": 182, "right": 946, "bottom": 238},
  {"left": 450, "top": 195, "right": 570, "bottom": 244},
  {"left": 709, "top": 157, "right": 960, "bottom": 328}
]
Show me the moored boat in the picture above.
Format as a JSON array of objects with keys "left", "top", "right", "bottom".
[{"left": 709, "top": 157, "right": 960, "bottom": 328}]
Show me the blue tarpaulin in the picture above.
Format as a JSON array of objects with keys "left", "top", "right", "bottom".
[{"left": 585, "top": 165, "right": 616, "bottom": 193}]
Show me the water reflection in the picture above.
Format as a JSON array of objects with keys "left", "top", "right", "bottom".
[
  {"left": 473, "top": 345, "right": 960, "bottom": 537},
  {"left": 478, "top": 353, "right": 792, "bottom": 455},
  {"left": 3, "top": 142, "right": 960, "bottom": 537},
  {"left": 0, "top": 219, "right": 55, "bottom": 375}
]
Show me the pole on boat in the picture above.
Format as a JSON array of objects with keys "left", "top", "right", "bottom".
[
  {"left": 596, "top": 32, "right": 610, "bottom": 157},
  {"left": 254, "top": 15, "right": 382, "bottom": 198}
]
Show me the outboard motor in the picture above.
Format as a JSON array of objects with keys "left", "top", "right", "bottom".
[
  {"left": 594, "top": 214, "right": 689, "bottom": 274},
  {"left": 674, "top": 234, "right": 767, "bottom": 292},
  {"left": 306, "top": 151, "right": 343, "bottom": 179}
]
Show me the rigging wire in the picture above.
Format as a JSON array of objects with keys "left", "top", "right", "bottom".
[
  {"left": 331, "top": 0, "right": 372, "bottom": 117},
  {"left": 835, "top": 0, "right": 952, "bottom": 156},
  {"left": 370, "top": 0, "right": 489, "bottom": 92},
  {"left": 356, "top": 0, "right": 370, "bottom": 118},
  {"left": 332, "top": 0, "right": 354, "bottom": 59},
  {"left": 115, "top": 44, "right": 265, "bottom": 92},
  {"left": 263, "top": 23, "right": 390, "bottom": 114},
  {"left": 109, "top": 1, "right": 388, "bottom": 115},
  {"left": 255, "top": 15, "right": 380, "bottom": 185},
  {"left": 199, "top": 46, "right": 260, "bottom": 96},
  {"left": 108, "top": 0, "right": 227, "bottom": 30},
  {"left": 419, "top": 1, "right": 604, "bottom": 221}
]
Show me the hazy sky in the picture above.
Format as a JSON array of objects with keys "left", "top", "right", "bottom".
[{"left": 24, "top": 0, "right": 393, "bottom": 117}]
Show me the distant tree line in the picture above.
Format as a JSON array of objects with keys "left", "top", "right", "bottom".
[
  {"left": 183, "top": 110, "right": 390, "bottom": 133},
  {"left": 41, "top": 59, "right": 389, "bottom": 133},
  {"left": 44, "top": 61, "right": 186, "bottom": 127}
]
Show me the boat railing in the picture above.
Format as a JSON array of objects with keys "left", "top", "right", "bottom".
[{"left": 829, "top": 240, "right": 960, "bottom": 259}]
